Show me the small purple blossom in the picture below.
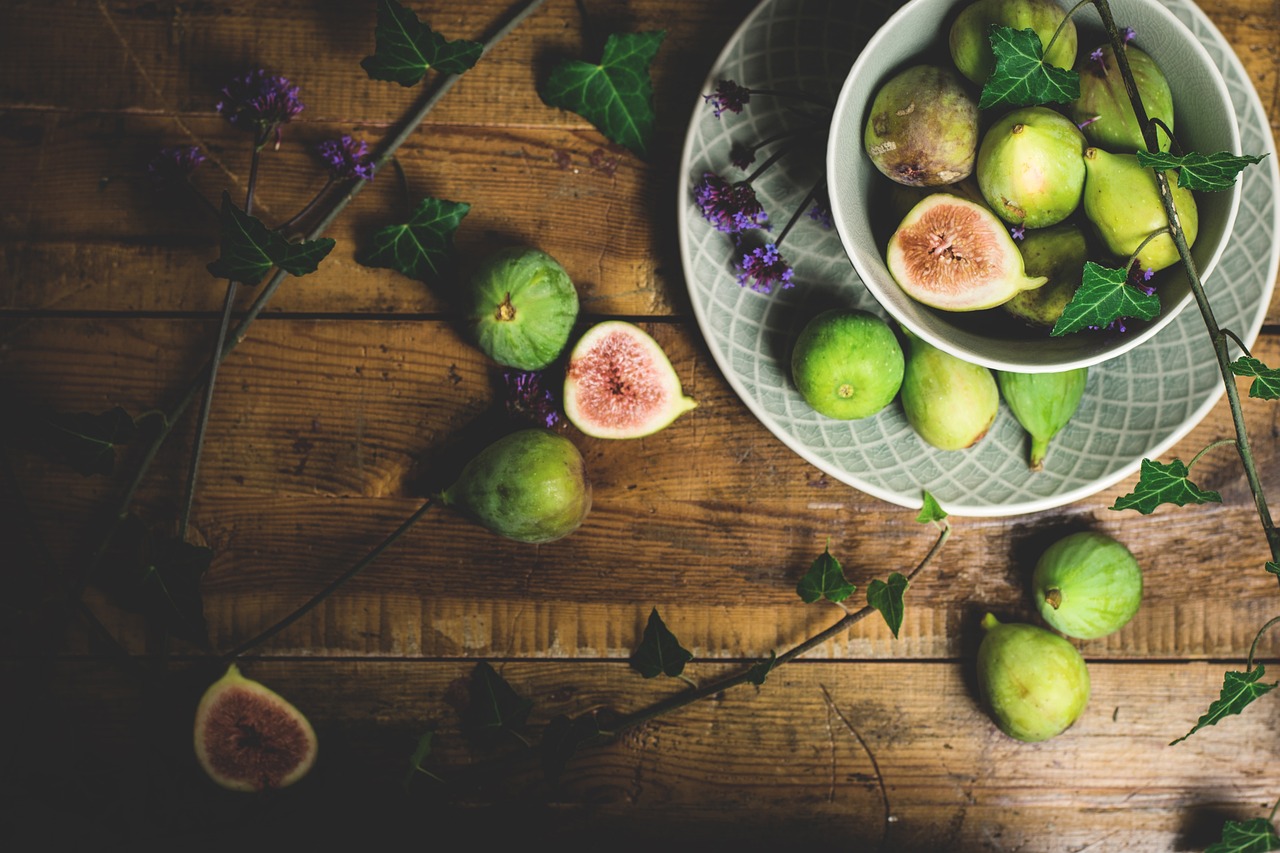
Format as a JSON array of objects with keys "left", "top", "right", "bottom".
[
  {"left": 703, "top": 79, "right": 751, "bottom": 119},
  {"left": 694, "top": 172, "right": 768, "bottom": 233},
  {"left": 146, "top": 145, "right": 206, "bottom": 186},
  {"left": 316, "top": 135, "right": 375, "bottom": 181},
  {"left": 1142, "top": 267, "right": 1155, "bottom": 281},
  {"left": 216, "top": 70, "right": 304, "bottom": 140},
  {"left": 736, "top": 243, "right": 794, "bottom": 294},
  {"left": 1090, "top": 47, "right": 1107, "bottom": 73},
  {"left": 1010, "top": 224, "right": 1026, "bottom": 241},
  {"left": 1076, "top": 114, "right": 1100, "bottom": 130},
  {"left": 1130, "top": 264, "right": 1157, "bottom": 295},
  {"left": 503, "top": 370, "right": 560, "bottom": 428},
  {"left": 808, "top": 198, "right": 833, "bottom": 230},
  {"left": 1122, "top": 26, "right": 1137, "bottom": 43}
]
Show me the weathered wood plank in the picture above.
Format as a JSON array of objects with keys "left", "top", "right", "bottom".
[{"left": 7, "top": 658, "right": 1278, "bottom": 850}]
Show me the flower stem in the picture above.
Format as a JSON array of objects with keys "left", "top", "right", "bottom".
[{"left": 774, "top": 176, "right": 825, "bottom": 249}]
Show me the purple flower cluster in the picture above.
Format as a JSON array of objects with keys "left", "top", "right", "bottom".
[
  {"left": 146, "top": 145, "right": 206, "bottom": 186},
  {"left": 702, "top": 79, "right": 751, "bottom": 119},
  {"left": 1010, "top": 224, "right": 1026, "bottom": 241},
  {"left": 316, "top": 135, "right": 375, "bottom": 181},
  {"left": 807, "top": 197, "right": 833, "bottom": 230},
  {"left": 736, "top": 243, "right": 794, "bottom": 294},
  {"left": 216, "top": 70, "right": 304, "bottom": 136},
  {"left": 694, "top": 172, "right": 768, "bottom": 234},
  {"left": 503, "top": 370, "right": 560, "bottom": 428}
]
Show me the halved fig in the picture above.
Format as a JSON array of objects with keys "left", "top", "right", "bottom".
[
  {"left": 886, "top": 194, "right": 1047, "bottom": 311},
  {"left": 563, "top": 321, "right": 696, "bottom": 439},
  {"left": 193, "top": 663, "right": 318, "bottom": 792}
]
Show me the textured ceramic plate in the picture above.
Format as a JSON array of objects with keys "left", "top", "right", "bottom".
[{"left": 676, "top": 0, "right": 1280, "bottom": 517}]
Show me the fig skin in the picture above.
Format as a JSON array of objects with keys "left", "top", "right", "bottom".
[
  {"left": 977, "top": 613, "right": 1090, "bottom": 742},
  {"left": 1082, "top": 148, "right": 1198, "bottom": 273},
  {"left": 1003, "top": 223, "right": 1089, "bottom": 328},
  {"left": 949, "top": 0, "right": 1078, "bottom": 86},
  {"left": 790, "top": 309, "right": 905, "bottom": 420},
  {"left": 886, "top": 194, "right": 1047, "bottom": 312},
  {"left": 863, "top": 64, "right": 979, "bottom": 187},
  {"left": 996, "top": 366, "right": 1088, "bottom": 470},
  {"left": 463, "top": 247, "right": 580, "bottom": 371},
  {"left": 440, "top": 429, "right": 592, "bottom": 543},
  {"left": 976, "top": 106, "right": 1086, "bottom": 228},
  {"left": 900, "top": 334, "right": 999, "bottom": 451},
  {"left": 1068, "top": 44, "right": 1174, "bottom": 153},
  {"left": 1032, "top": 531, "right": 1143, "bottom": 639}
]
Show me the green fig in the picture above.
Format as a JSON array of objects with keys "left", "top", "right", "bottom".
[
  {"left": 977, "top": 613, "right": 1090, "bottom": 742},
  {"left": 949, "top": 0, "right": 1077, "bottom": 86},
  {"left": 976, "top": 106, "right": 1086, "bottom": 228},
  {"left": 791, "top": 309, "right": 904, "bottom": 420},
  {"left": 1068, "top": 44, "right": 1174, "bottom": 152},
  {"left": 440, "top": 429, "right": 591, "bottom": 543},
  {"left": 1032, "top": 531, "right": 1143, "bottom": 640},
  {"left": 864, "top": 64, "right": 979, "bottom": 187},
  {"left": 464, "top": 247, "right": 580, "bottom": 371},
  {"left": 996, "top": 367, "right": 1088, "bottom": 470},
  {"left": 1003, "top": 223, "right": 1089, "bottom": 328},
  {"left": 900, "top": 334, "right": 999, "bottom": 451},
  {"left": 1082, "top": 148, "right": 1198, "bottom": 273}
]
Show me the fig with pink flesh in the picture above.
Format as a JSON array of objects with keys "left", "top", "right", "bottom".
[
  {"left": 863, "top": 65, "right": 979, "bottom": 187},
  {"left": 563, "top": 321, "right": 696, "bottom": 439},
  {"left": 193, "top": 663, "right": 318, "bottom": 792}
]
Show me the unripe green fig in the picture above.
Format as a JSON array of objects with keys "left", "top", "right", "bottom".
[
  {"left": 1082, "top": 148, "right": 1198, "bottom": 273},
  {"left": 950, "top": 0, "right": 1077, "bottom": 86},
  {"left": 440, "top": 429, "right": 591, "bottom": 543},
  {"left": 791, "top": 309, "right": 904, "bottom": 420},
  {"left": 996, "top": 367, "right": 1088, "bottom": 470},
  {"left": 1032, "top": 531, "right": 1143, "bottom": 639},
  {"left": 900, "top": 334, "right": 999, "bottom": 451},
  {"left": 864, "top": 65, "right": 979, "bottom": 187},
  {"left": 1068, "top": 44, "right": 1174, "bottom": 153},
  {"left": 1003, "top": 223, "right": 1089, "bottom": 328},
  {"left": 464, "top": 247, "right": 579, "bottom": 371},
  {"left": 976, "top": 106, "right": 1086, "bottom": 228},
  {"left": 977, "top": 613, "right": 1090, "bottom": 742}
]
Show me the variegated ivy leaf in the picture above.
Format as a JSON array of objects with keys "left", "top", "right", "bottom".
[
  {"left": 866, "top": 572, "right": 909, "bottom": 639},
  {"left": 979, "top": 26, "right": 1080, "bottom": 110},
  {"left": 361, "top": 0, "right": 483, "bottom": 86},
  {"left": 1111, "top": 457, "right": 1222, "bottom": 515},
  {"left": 1136, "top": 150, "right": 1268, "bottom": 192},
  {"left": 916, "top": 490, "right": 947, "bottom": 524},
  {"left": 1171, "top": 666, "right": 1277, "bottom": 745},
  {"left": 206, "top": 192, "right": 335, "bottom": 285},
  {"left": 1230, "top": 356, "right": 1280, "bottom": 400},
  {"left": 795, "top": 546, "right": 856, "bottom": 604},
  {"left": 1051, "top": 262, "right": 1160, "bottom": 337},
  {"left": 1205, "top": 818, "right": 1280, "bottom": 853},
  {"left": 356, "top": 196, "right": 471, "bottom": 284}
]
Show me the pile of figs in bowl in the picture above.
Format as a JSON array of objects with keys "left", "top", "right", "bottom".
[{"left": 826, "top": 0, "right": 1242, "bottom": 373}]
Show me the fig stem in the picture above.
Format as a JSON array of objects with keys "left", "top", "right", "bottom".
[
  {"left": 221, "top": 498, "right": 436, "bottom": 662},
  {"left": 1029, "top": 435, "right": 1050, "bottom": 471},
  {"left": 1045, "top": 588, "right": 1063, "bottom": 610}
]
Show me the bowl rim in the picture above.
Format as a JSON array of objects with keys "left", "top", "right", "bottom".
[{"left": 825, "top": 0, "right": 1243, "bottom": 374}]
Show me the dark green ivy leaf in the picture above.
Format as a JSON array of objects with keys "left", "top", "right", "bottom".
[
  {"left": 630, "top": 607, "right": 693, "bottom": 678},
  {"left": 356, "top": 196, "right": 471, "bottom": 284},
  {"left": 796, "top": 546, "right": 856, "bottom": 604},
  {"left": 979, "top": 26, "right": 1080, "bottom": 110},
  {"left": 207, "top": 192, "right": 336, "bottom": 285},
  {"left": 1230, "top": 356, "right": 1280, "bottom": 400},
  {"left": 541, "top": 31, "right": 666, "bottom": 159},
  {"left": 361, "top": 0, "right": 483, "bottom": 86},
  {"left": 96, "top": 515, "right": 212, "bottom": 648},
  {"left": 462, "top": 661, "right": 533, "bottom": 748},
  {"left": 3, "top": 405, "right": 138, "bottom": 477},
  {"left": 1267, "top": 561, "right": 1280, "bottom": 577},
  {"left": 916, "top": 490, "right": 948, "bottom": 524},
  {"left": 1111, "top": 457, "right": 1222, "bottom": 515},
  {"left": 866, "top": 572, "right": 910, "bottom": 639},
  {"left": 1136, "top": 150, "right": 1268, "bottom": 192},
  {"left": 403, "top": 730, "right": 436, "bottom": 789},
  {"left": 1206, "top": 818, "right": 1280, "bottom": 853},
  {"left": 1050, "top": 261, "right": 1160, "bottom": 337},
  {"left": 745, "top": 651, "right": 778, "bottom": 686},
  {"left": 1170, "top": 665, "right": 1277, "bottom": 745}
]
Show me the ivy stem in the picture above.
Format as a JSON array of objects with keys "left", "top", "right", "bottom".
[
  {"left": 1187, "top": 438, "right": 1238, "bottom": 472},
  {"left": 1270, "top": 795, "right": 1280, "bottom": 824},
  {"left": 1046, "top": 0, "right": 1095, "bottom": 59},
  {"left": 277, "top": 176, "right": 336, "bottom": 237},
  {"left": 1246, "top": 614, "right": 1280, "bottom": 672},
  {"left": 1222, "top": 327, "right": 1252, "bottom": 358},
  {"left": 221, "top": 498, "right": 435, "bottom": 662},
  {"left": 1093, "top": 0, "right": 1280, "bottom": 567}
]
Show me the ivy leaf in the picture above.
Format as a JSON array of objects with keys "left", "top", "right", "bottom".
[
  {"left": 1230, "top": 356, "right": 1280, "bottom": 400},
  {"left": 356, "top": 196, "right": 471, "bottom": 284},
  {"left": 1136, "top": 151, "right": 1268, "bottom": 192},
  {"left": 361, "top": 0, "right": 483, "bottom": 86},
  {"left": 1267, "top": 562, "right": 1280, "bottom": 577},
  {"left": 1170, "top": 666, "right": 1277, "bottom": 745},
  {"left": 745, "top": 651, "right": 778, "bottom": 686},
  {"left": 916, "top": 490, "right": 948, "bottom": 524},
  {"left": 630, "top": 607, "right": 693, "bottom": 678},
  {"left": 2, "top": 405, "right": 138, "bottom": 477},
  {"left": 796, "top": 546, "right": 856, "bottom": 604},
  {"left": 1206, "top": 818, "right": 1280, "bottom": 853},
  {"left": 96, "top": 515, "right": 212, "bottom": 648},
  {"left": 461, "top": 661, "right": 533, "bottom": 748},
  {"left": 1050, "top": 261, "right": 1161, "bottom": 337},
  {"left": 541, "top": 31, "right": 666, "bottom": 159},
  {"left": 866, "top": 572, "right": 910, "bottom": 639},
  {"left": 979, "top": 26, "right": 1080, "bottom": 110},
  {"left": 403, "top": 730, "right": 437, "bottom": 789},
  {"left": 540, "top": 714, "right": 601, "bottom": 784},
  {"left": 207, "top": 192, "right": 336, "bottom": 285},
  {"left": 1111, "top": 457, "right": 1222, "bottom": 515}
]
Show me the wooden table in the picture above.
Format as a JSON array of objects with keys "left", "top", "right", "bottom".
[{"left": 3, "top": 0, "right": 1279, "bottom": 848}]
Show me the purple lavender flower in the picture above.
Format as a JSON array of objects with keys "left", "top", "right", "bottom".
[
  {"left": 503, "top": 370, "right": 560, "bottom": 428},
  {"left": 216, "top": 70, "right": 304, "bottom": 140},
  {"left": 694, "top": 172, "right": 768, "bottom": 233},
  {"left": 736, "top": 243, "right": 794, "bottom": 294},
  {"left": 146, "top": 145, "right": 206, "bottom": 186},
  {"left": 1122, "top": 26, "right": 1137, "bottom": 43},
  {"left": 1090, "top": 47, "right": 1107, "bottom": 73},
  {"left": 1010, "top": 224, "right": 1026, "bottom": 241},
  {"left": 703, "top": 79, "right": 751, "bottom": 118},
  {"left": 1131, "top": 265, "right": 1157, "bottom": 295},
  {"left": 316, "top": 135, "right": 375, "bottom": 181},
  {"left": 807, "top": 198, "right": 833, "bottom": 230}
]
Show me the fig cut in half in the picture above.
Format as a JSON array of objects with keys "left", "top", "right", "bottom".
[
  {"left": 194, "top": 664, "right": 318, "bottom": 792},
  {"left": 886, "top": 194, "right": 1047, "bottom": 312},
  {"left": 563, "top": 321, "right": 696, "bottom": 439}
]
